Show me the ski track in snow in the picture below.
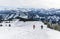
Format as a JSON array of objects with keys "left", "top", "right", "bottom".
[{"left": 0, "top": 21, "right": 59, "bottom": 39}]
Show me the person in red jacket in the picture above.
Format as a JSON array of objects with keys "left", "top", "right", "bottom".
[{"left": 33, "top": 25, "right": 35, "bottom": 29}]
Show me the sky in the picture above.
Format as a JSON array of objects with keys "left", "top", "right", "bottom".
[{"left": 0, "top": 0, "right": 60, "bottom": 8}]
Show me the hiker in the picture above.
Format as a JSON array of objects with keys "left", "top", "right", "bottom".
[
  {"left": 9, "top": 24, "right": 11, "bottom": 27},
  {"left": 33, "top": 25, "right": 35, "bottom": 29},
  {"left": 0, "top": 24, "right": 2, "bottom": 26},
  {"left": 41, "top": 25, "right": 43, "bottom": 29}
]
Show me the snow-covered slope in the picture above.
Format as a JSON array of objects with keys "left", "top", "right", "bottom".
[
  {"left": 46, "top": 28, "right": 60, "bottom": 39},
  {"left": 0, "top": 21, "right": 60, "bottom": 39}
]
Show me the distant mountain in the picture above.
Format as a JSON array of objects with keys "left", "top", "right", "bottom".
[{"left": 0, "top": 8, "right": 60, "bottom": 22}]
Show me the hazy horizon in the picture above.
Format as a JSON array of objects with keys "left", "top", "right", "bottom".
[{"left": 0, "top": 0, "right": 60, "bottom": 9}]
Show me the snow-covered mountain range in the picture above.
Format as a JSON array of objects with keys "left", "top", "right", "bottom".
[{"left": 0, "top": 8, "right": 60, "bottom": 23}]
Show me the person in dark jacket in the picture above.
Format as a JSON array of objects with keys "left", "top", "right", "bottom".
[
  {"left": 41, "top": 25, "right": 43, "bottom": 29},
  {"left": 9, "top": 24, "right": 11, "bottom": 27}
]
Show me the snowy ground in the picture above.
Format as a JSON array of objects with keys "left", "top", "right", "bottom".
[{"left": 0, "top": 21, "right": 60, "bottom": 39}]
